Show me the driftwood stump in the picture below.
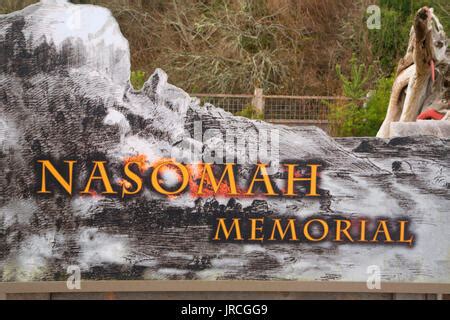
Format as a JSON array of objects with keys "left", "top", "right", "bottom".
[{"left": 377, "top": 7, "right": 449, "bottom": 138}]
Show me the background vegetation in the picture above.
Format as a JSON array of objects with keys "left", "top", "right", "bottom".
[{"left": 1, "top": 0, "right": 449, "bottom": 135}]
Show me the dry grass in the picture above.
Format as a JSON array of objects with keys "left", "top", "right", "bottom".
[{"left": 0, "top": 0, "right": 36, "bottom": 13}]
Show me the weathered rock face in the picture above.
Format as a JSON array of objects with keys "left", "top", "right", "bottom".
[{"left": 0, "top": 1, "right": 449, "bottom": 283}]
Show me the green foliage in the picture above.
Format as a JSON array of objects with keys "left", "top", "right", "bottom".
[
  {"left": 367, "top": 9, "right": 411, "bottom": 73},
  {"left": 130, "top": 70, "right": 147, "bottom": 90},
  {"left": 329, "top": 75, "right": 394, "bottom": 137},
  {"left": 330, "top": 55, "right": 393, "bottom": 137},
  {"left": 336, "top": 55, "right": 373, "bottom": 99},
  {"left": 235, "top": 104, "right": 264, "bottom": 120},
  {"left": 362, "top": 76, "right": 394, "bottom": 136}
]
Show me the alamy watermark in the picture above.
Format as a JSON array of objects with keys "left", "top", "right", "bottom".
[
  {"left": 367, "top": 5, "right": 381, "bottom": 30},
  {"left": 66, "top": 265, "right": 81, "bottom": 290},
  {"left": 366, "top": 265, "right": 382, "bottom": 290},
  {"left": 171, "top": 120, "right": 280, "bottom": 171}
]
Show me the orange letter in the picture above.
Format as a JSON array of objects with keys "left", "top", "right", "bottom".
[
  {"left": 198, "top": 163, "right": 238, "bottom": 196},
  {"left": 151, "top": 160, "right": 189, "bottom": 196},
  {"left": 214, "top": 218, "right": 243, "bottom": 241},
  {"left": 335, "top": 220, "right": 354, "bottom": 242},
  {"left": 269, "top": 219, "right": 298, "bottom": 241},
  {"left": 38, "top": 160, "right": 76, "bottom": 195},
  {"left": 371, "top": 220, "right": 393, "bottom": 243},
  {"left": 246, "top": 164, "right": 277, "bottom": 196},
  {"left": 81, "top": 161, "right": 116, "bottom": 195},
  {"left": 304, "top": 219, "right": 329, "bottom": 242},
  {"left": 359, "top": 219, "right": 368, "bottom": 242},
  {"left": 250, "top": 218, "right": 265, "bottom": 241},
  {"left": 285, "top": 164, "right": 320, "bottom": 196},
  {"left": 398, "top": 220, "right": 414, "bottom": 246},
  {"left": 121, "top": 162, "right": 143, "bottom": 197}
]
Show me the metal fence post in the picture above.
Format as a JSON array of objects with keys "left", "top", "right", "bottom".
[{"left": 252, "top": 88, "right": 264, "bottom": 114}]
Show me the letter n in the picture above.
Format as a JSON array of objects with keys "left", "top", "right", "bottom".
[{"left": 38, "top": 160, "right": 76, "bottom": 195}]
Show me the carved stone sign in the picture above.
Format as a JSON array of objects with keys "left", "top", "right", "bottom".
[{"left": 0, "top": 1, "right": 449, "bottom": 290}]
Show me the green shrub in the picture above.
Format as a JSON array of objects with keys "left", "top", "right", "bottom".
[
  {"left": 130, "top": 70, "right": 147, "bottom": 90},
  {"left": 362, "top": 75, "right": 394, "bottom": 136},
  {"left": 235, "top": 104, "right": 264, "bottom": 120},
  {"left": 336, "top": 55, "right": 373, "bottom": 99},
  {"left": 329, "top": 55, "right": 393, "bottom": 137},
  {"left": 329, "top": 75, "right": 394, "bottom": 137}
]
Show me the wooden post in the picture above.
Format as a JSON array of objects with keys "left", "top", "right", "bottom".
[{"left": 253, "top": 88, "right": 264, "bottom": 114}]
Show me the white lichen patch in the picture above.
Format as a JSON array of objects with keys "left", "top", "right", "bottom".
[
  {"left": 3, "top": 231, "right": 63, "bottom": 281},
  {"left": 78, "top": 228, "right": 129, "bottom": 270},
  {"left": 0, "top": 200, "right": 38, "bottom": 228}
]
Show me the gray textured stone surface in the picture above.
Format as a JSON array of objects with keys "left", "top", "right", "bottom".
[{"left": 390, "top": 121, "right": 450, "bottom": 138}]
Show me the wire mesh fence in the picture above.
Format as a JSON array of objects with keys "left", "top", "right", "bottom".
[
  {"left": 264, "top": 96, "right": 346, "bottom": 122},
  {"left": 192, "top": 92, "right": 352, "bottom": 126},
  {"left": 193, "top": 94, "right": 253, "bottom": 115}
]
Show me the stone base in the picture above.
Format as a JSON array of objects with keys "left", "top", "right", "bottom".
[{"left": 390, "top": 120, "right": 450, "bottom": 138}]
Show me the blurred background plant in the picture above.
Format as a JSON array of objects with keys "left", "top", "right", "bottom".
[
  {"left": 0, "top": 0, "right": 34, "bottom": 13},
  {"left": 328, "top": 75, "right": 394, "bottom": 137},
  {"left": 130, "top": 70, "right": 147, "bottom": 90},
  {"left": 328, "top": 55, "right": 393, "bottom": 137},
  {"left": 336, "top": 55, "right": 373, "bottom": 99},
  {"left": 235, "top": 104, "right": 264, "bottom": 120}
]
